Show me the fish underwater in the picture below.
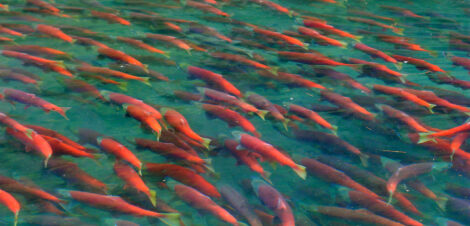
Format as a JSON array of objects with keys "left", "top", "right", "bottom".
[{"left": 2, "top": 0, "right": 470, "bottom": 225}]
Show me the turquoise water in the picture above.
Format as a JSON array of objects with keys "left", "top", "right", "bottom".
[{"left": 0, "top": 0, "right": 470, "bottom": 225}]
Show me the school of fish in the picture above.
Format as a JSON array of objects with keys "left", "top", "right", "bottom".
[{"left": 0, "top": 0, "right": 470, "bottom": 225}]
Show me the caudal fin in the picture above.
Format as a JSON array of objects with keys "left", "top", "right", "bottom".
[
  {"left": 13, "top": 211, "right": 18, "bottom": 226},
  {"left": 392, "top": 27, "right": 404, "bottom": 35},
  {"left": 359, "top": 154, "right": 369, "bottom": 167},
  {"left": 293, "top": 164, "right": 307, "bottom": 180},
  {"left": 394, "top": 62, "right": 403, "bottom": 70},
  {"left": 256, "top": 110, "right": 268, "bottom": 120},
  {"left": 140, "top": 77, "right": 152, "bottom": 86},
  {"left": 268, "top": 66, "right": 279, "bottom": 75},
  {"left": 159, "top": 213, "right": 181, "bottom": 226},
  {"left": 261, "top": 171, "right": 272, "bottom": 184},
  {"left": 148, "top": 189, "right": 157, "bottom": 207},
  {"left": 201, "top": 137, "right": 212, "bottom": 150},
  {"left": 24, "top": 128, "right": 34, "bottom": 140},
  {"left": 44, "top": 155, "right": 51, "bottom": 168},
  {"left": 352, "top": 35, "right": 363, "bottom": 42},
  {"left": 417, "top": 132, "right": 435, "bottom": 144},
  {"left": 387, "top": 192, "right": 394, "bottom": 205},
  {"left": 59, "top": 107, "right": 71, "bottom": 120},
  {"left": 428, "top": 104, "right": 436, "bottom": 114},
  {"left": 282, "top": 118, "right": 291, "bottom": 131},
  {"left": 154, "top": 130, "right": 161, "bottom": 141},
  {"left": 435, "top": 196, "right": 448, "bottom": 211},
  {"left": 118, "top": 82, "right": 128, "bottom": 91},
  {"left": 330, "top": 125, "right": 338, "bottom": 136}
]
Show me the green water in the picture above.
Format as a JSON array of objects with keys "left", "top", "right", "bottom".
[{"left": 0, "top": 0, "right": 469, "bottom": 225}]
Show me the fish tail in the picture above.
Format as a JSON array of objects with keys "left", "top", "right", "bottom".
[
  {"left": 287, "top": 10, "right": 293, "bottom": 17},
  {"left": 232, "top": 131, "right": 243, "bottom": 142},
  {"left": 25, "top": 128, "right": 34, "bottom": 139},
  {"left": 268, "top": 66, "right": 279, "bottom": 75},
  {"left": 427, "top": 50, "right": 438, "bottom": 57},
  {"left": 428, "top": 104, "right": 436, "bottom": 114},
  {"left": 435, "top": 196, "right": 449, "bottom": 211},
  {"left": 203, "top": 162, "right": 216, "bottom": 174},
  {"left": 36, "top": 80, "right": 43, "bottom": 90},
  {"left": 282, "top": 118, "right": 291, "bottom": 131},
  {"left": 301, "top": 43, "right": 309, "bottom": 50},
  {"left": 450, "top": 149, "right": 456, "bottom": 162},
  {"left": 91, "top": 153, "right": 104, "bottom": 160},
  {"left": 118, "top": 82, "right": 128, "bottom": 91},
  {"left": 14, "top": 211, "right": 18, "bottom": 226},
  {"left": 339, "top": 41, "right": 348, "bottom": 48},
  {"left": 256, "top": 110, "right": 268, "bottom": 120},
  {"left": 203, "top": 158, "right": 212, "bottom": 165},
  {"left": 398, "top": 76, "right": 406, "bottom": 84},
  {"left": 55, "top": 60, "right": 66, "bottom": 68},
  {"left": 44, "top": 155, "right": 51, "bottom": 168},
  {"left": 261, "top": 171, "right": 272, "bottom": 184},
  {"left": 59, "top": 107, "right": 71, "bottom": 120},
  {"left": 387, "top": 192, "right": 394, "bottom": 205},
  {"left": 417, "top": 132, "right": 435, "bottom": 144},
  {"left": 348, "top": 63, "right": 363, "bottom": 71},
  {"left": 141, "top": 77, "right": 152, "bottom": 86},
  {"left": 148, "top": 189, "right": 157, "bottom": 207},
  {"left": 142, "top": 64, "right": 149, "bottom": 73},
  {"left": 394, "top": 62, "right": 403, "bottom": 70},
  {"left": 336, "top": 1, "right": 346, "bottom": 8},
  {"left": 330, "top": 125, "right": 338, "bottom": 136},
  {"left": 154, "top": 130, "right": 161, "bottom": 141},
  {"left": 352, "top": 35, "right": 363, "bottom": 42},
  {"left": 359, "top": 154, "right": 369, "bottom": 167},
  {"left": 393, "top": 27, "right": 404, "bottom": 35},
  {"left": 162, "top": 52, "right": 171, "bottom": 59},
  {"left": 293, "top": 164, "right": 307, "bottom": 180},
  {"left": 201, "top": 137, "right": 212, "bottom": 150},
  {"left": 159, "top": 213, "right": 181, "bottom": 226}
]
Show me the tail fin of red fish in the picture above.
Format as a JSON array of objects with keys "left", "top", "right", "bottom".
[
  {"left": 394, "top": 62, "right": 403, "bottom": 70},
  {"left": 261, "top": 171, "right": 272, "bottom": 184},
  {"left": 141, "top": 77, "right": 152, "bottom": 86},
  {"left": 256, "top": 110, "right": 268, "bottom": 120},
  {"left": 148, "top": 189, "right": 157, "bottom": 207},
  {"left": 117, "top": 82, "right": 128, "bottom": 91},
  {"left": 330, "top": 125, "right": 338, "bottom": 136},
  {"left": 282, "top": 118, "right": 290, "bottom": 131},
  {"left": 392, "top": 27, "right": 404, "bottom": 35},
  {"left": 387, "top": 191, "right": 394, "bottom": 205},
  {"left": 293, "top": 164, "right": 307, "bottom": 180},
  {"left": 359, "top": 154, "right": 369, "bottom": 167},
  {"left": 417, "top": 132, "right": 436, "bottom": 144},
  {"left": 24, "top": 128, "right": 34, "bottom": 140},
  {"left": 201, "top": 137, "right": 211, "bottom": 150},
  {"left": 427, "top": 50, "right": 438, "bottom": 57},
  {"left": 58, "top": 107, "right": 71, "bottom": 120},
  {"left": 352, "top": 35, "right": 363, "bottom": 42},
  {"left": 232, "top": 131, "right": 244, "bottom": 143},
  {"left": 14, "top": 211, "right": 18, "bottom": 226},
  {"left": 44, "top": 154, "right": 51, "bottom": 168},
  {"left": 428, "top": 104, "right": 436, "bottom": 114},
  {"left": 159, "top": 213, "right": 181, "bottom": 226},
  {"left": 268, "top": 66, "right": 279, "bottom": 75},
  {"left": 435, "top": 196, "right": 448, "bottom": 211}
]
